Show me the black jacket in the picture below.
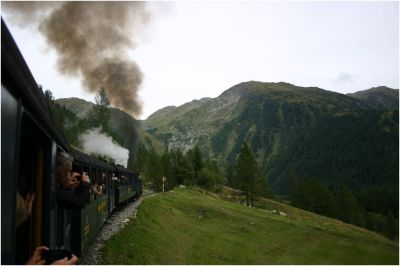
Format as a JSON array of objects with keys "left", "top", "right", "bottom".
[{"left": 56, "top": 182, "right": 90, "bottom": 209}]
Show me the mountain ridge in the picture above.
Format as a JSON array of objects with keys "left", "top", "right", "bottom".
[
  {"left": 56, "top": 81, "right": 398, "bottom": 196},
  {"left": 143, "top": 81, "right": 398, "bottom": 195},
  {"left": 347, "top": 86, "right": 399, "bottom": 111}
]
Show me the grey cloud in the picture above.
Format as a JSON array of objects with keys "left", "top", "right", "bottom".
[{"left": 334, "top": 72, "right": 355, "bottom": 84}]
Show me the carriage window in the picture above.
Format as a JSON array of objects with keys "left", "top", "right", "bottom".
[
  {"left": 102, "top": 172, "right": 107, "bottom": 194},
  {"left": 91, "top": 168, "right": 106, "bottom": 198},
  {"left": 99, "top": 171, "right": 105, "bottom": 195},
  {"left": 100, "top": 172, "right": 105, "bottom": 186},
  {"left": 92, "top": 168, "right": 98, "bottom": 200},
  {"left": 82, "top": 166, "right": 91, "bottom": 202},
  {"left": 15, "top": 114, "right": 50, "bottom": 264}
]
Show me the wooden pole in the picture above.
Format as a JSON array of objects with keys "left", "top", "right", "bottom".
[{"left": 162, "top": 176, "right": 167, "bottom": 196}]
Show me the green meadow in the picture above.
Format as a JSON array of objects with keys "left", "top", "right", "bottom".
[{"left": 102, "top": 188, "right": 398, "bottom": 264}]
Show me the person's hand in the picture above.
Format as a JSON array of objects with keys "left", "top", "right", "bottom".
[
  {"left": 22, "top": 192, "right": 35, "bottom": 220},
  {"left": 25, "top": 246, "right": 48, "bottom": 265},
  {"left": 16, "top": 192, "right": 36, "bottom": 227},
  {"left": 51, "top": 254, "right": 78, "bottom": 265},
  {"left": 80, "top": 172, "right": 90, "bottom": 184},
  {"left": 25, "top": 192, "right": 36, "bottom": 217},
  {"left": 63, "top": 172, "right": 79, "bottom": 189},
  {"left": 92, "top": 185, "right": 102, "bottom": 196}
]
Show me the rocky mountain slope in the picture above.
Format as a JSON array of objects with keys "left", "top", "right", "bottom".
[{"left": 145, "top": 81, "right": 398, "bottom": 194}]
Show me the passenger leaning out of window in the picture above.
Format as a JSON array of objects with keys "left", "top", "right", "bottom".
[{"left": 56, "top": 152, "right": 91, "bottom": 209}]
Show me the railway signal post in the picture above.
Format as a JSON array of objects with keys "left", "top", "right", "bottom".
[{"left": 162, "top": 176, "right": 167, "bottom": 195}]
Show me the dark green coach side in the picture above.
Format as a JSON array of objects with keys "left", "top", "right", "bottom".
[{"left": 70, "top": 149, "right": 115, "bottom": 256}]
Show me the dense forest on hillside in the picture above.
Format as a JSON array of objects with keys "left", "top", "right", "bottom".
[{"left": 131, "top": 141, "right": 398, "bottom": 241}]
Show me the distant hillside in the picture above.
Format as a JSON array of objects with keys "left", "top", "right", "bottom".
[
  {"left": 56, "top": 98, "right": 163, "bottom": 154},
  {"left": 145, "top": 81, "right": 398, "bottom": 195},
  {"left": 57, "top": 97, "right": 95, "bottom": 119},
  {"left": 102, "top": 188, "right": 398, "bottom": 264},
  {"left": 347, "top": 86, "right": 399, "bottom": 111}
]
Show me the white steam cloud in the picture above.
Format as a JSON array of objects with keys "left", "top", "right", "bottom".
[{"left": 78, "top": 127, "right": 129, "bottom": 167}]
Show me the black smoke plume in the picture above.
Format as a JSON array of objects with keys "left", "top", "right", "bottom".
[{"left": 3, "top": 1, "right": 149, "bottom": 117}]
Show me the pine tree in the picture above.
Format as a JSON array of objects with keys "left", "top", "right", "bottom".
[
  {"left": 191, "top": 146, "right": 203, "bottom": 180},
  {"left": 147, "top": 147, "right": 162, "bottom": 192},
  {"left": 94, "top": 87, "right": 110, "bottom": 130},
  {"left": 225, "top": 165, "right": 235, "bottom": 188},
  {"left": 133, "top": 143, "right": 148, "bottom": 174},
  {"left": 44, "top": 88, "right": 55, "bottom": 103},
  {"left": 234, "top": 143, "right": 258, "bottom": 206},
  {"left": 290, "top": 177, "right": 334, "bottom": 216},
  {"left": 170, "top": 149, "right": 194, "bottom": 186},
  {"left": 334, "top": 183, "right": 364, "bottom": 226},
  {"left": 198, "top": 160, "right": 224, "bottom": 190},
  {"left": 384, "top": 210, "right": 398, "bottom": 241}
]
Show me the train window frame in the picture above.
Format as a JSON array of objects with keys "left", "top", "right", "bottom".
[
  {"left": 93, "top": 167, "right": 98, "bottom": 200},
  {"left": 14, "top": 110, "right": 53, "bottom": 264}
]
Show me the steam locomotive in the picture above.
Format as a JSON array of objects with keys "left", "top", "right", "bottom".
[{"left": 1, "top": 19, "right": 142, "bottom": 264}]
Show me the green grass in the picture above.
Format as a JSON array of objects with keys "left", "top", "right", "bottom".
[{"left": 102, "top": 188, "right": 398, "bottom": 264}]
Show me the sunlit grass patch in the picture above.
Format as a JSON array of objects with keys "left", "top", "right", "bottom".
[{"left": 102, "top": 188, "right": 398, "bottom": 265}]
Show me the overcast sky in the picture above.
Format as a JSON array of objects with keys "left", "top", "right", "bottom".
[{"left": 2, "top": 1, "right": 399, "bottom": 119}]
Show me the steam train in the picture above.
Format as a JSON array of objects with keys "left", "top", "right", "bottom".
[{"left": 1, "top": 19, "right": 142, "bottom": 264}]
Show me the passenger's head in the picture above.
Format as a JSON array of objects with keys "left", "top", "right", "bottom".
[{"left": 57, "top": 152, "right": 73, "bottom": 185}]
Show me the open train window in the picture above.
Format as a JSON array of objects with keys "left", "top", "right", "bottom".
[
  {"left": 72, "top": 164, "right": 92, "bottom": 203},
  {"left": 84, "top": 166, "right": 92, "bottom": 202},
  {"left": 92, "top": 168, "right": 98, "bottom": 200},
  {"left": 15, "top": 113, "right": 51, "bottom": 264},
  {"left": 100, "top": 171, "right": 106, "bottom": 195}
]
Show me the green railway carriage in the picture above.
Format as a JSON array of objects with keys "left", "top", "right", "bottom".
[
  {"left": 69, "top": 149, "right": 116, "bottom": 256},
  {"left": 68, "top": 151, "right": 142, "bottom": 256},
  {"left": 114, "top": 165, "right": 140, "bottom": 204}
]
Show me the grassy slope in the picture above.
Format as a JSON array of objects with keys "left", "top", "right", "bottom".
[{"left": 102, "top": 188, "right": 398, "bottom": 265}]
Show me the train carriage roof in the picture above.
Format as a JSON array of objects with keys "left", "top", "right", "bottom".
[
  {"left": 115, "top": 165, "right": 137, "bottom": 176},
  {"left": 70, "top": 148, "right": 115, "bottom": 171},
  {"left": 1, "top": 19, "right": 69, "bottom": 151}
]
